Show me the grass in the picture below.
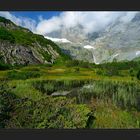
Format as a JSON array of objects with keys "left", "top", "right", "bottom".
[
  {"left": 1, "top": 16, "right": 140, "bottom": 128},
  {"left": 89, "top": 99, "right": 139, "bottom": 128},
  {"left": 0, "top": 63, "right": 140, "bottom": 128},
  {"left": 6, "top": 70, "right": 41, "bottom": 80},
  {"left": 78, "top": 79, "right": 140, "bottom": 110},
  {"left": 2, "top": 64, "right": 139, "bottom": 109}
]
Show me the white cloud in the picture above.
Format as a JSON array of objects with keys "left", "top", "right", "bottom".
[
  {"left": 0, "top": 12, "right": 22, "bottom": 25},
  {"left": 36, "top": 16, "right": 62, "bottom": 34},
  {"left": 119, "top": 12, "right": 138, "bottom": 23},
  {"left": 36, "top": 11, "right": 138, "bottom": 35},
  {"left": 0, "top": 11, "right": 138, "bottom": 36},
  {"left": 19, "top": 17, "right": 37, "bottom": 32},
  {"left": 0, "top": 11, "right": 37, "bottom": 32}
]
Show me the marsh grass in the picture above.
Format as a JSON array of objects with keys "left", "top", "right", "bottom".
[
  {"left": 32, "top": 79, "right": 90, "bottom": 95},
  {"left": 78, "top": 80, "right": 140, "bottom": 110},
  {"left": 89, "top": 98, "right": 139, "bottom": 128},
  {"left": 8, "top": 80, "right": 43, "bottom": 101}
]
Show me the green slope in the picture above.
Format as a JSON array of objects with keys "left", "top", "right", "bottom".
[{"left": 0, "top": 16, "right": 71, "bottom": 66}]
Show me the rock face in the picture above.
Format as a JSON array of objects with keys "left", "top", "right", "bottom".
[
  {"left": 57, "top": 42, "right": 94, "bottom": 63},
  {"left": 0, "top": 41, "right": 60, "bottom": 65},
  {"left": 0, "top": 16, "right": 69, "bottom": 65},
  {"left": 46, "top": 12, "right": 140, "bottom": 64}
]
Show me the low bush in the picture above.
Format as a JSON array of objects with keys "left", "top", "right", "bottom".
[
  {"left": 7, "top": 70, "right": 41, "bottom": 80},
  {"left": 0, "top": 27, "right": 15, "bottom": 43},
  {"left": 5, "top": 96, "right": 93, "bottom": 129},
  {"left": 0, "top": 62, "right": 12, "bottom": 70},
  {"left": 0, "top": 82, "right": 17, "bottom": 128}
]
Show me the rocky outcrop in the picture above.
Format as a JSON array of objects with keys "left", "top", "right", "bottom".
[
  {"left": 0, "top": 16, "right": 68, "bottom": 65},
  {"left": 0, "top": 40, "right": 60, "bottom": 65}
]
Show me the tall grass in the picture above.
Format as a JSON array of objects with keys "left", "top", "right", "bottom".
[
  {"left": 31, "top": 78, "right": 140, "bottom": 110},
  {"left": 8, "top": 80, "right": 43, "bottom": 101},
  {"left": 78, "top": 80, "right": 140, "bottom": 110},
  {"left": 89, "top": 99, "right": 139, "bottom": 128},
  {"left": 32, "top": 79, "right": 90, "bottom": 95}
]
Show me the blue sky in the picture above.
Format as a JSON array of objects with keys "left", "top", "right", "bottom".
[
  {"left": 0, "top": 11, "right": 138, "bottom": 37},
  {"left": 11, "top": 11, "right": 61, "bottom": 21}
]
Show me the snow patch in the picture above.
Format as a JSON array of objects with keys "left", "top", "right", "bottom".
[
  {"left": 84, "top": 45, "right": 96, "bottom": 49},
  {"left": 136, "top": 51, "right": 140, "bottom": 56},
  {"left": 112, "top": 53, "right": 119, "bottom": 58},
  {"left": 45, "top": 36, "right": 71, "bottom": 43}
]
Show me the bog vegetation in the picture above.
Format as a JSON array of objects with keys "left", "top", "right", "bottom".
[
  {"left": 0, "top": 59, "right": 140, "bottom": 128},
  {"left": 1, "top": 16, "right": 140, "bottom": 128}
]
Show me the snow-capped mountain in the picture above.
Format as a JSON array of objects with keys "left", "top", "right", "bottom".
[{"left": 44, "top": 12, "right": 140, "bottom": 64}]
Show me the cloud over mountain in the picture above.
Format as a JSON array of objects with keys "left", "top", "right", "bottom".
[
  {"left": 0, "top": 11, "right": 37, "bottom": 32},
  {"left": 36, "top": 12, "right": 138, "bottom": 35},
  {"left": 0, "top": 11, "right": 138, "bottom": 36}
]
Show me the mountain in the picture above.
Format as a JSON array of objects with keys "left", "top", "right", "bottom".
[
  {"left": 46, "top": 12, "right": 140, "bottom": 64},
  {"left": 0, "top": 16, "right": 70, "bottom": 66},
  {"left": 90, "top": 12, "right": 140, "bottom": 63},
  {"left": 2, "top": 13, "right": 140, "bottom": 66}
]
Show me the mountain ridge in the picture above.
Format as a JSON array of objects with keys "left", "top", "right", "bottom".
[
  {"left": 0, "top": 16, "right": 70, "bottom": 66},
  {"left": 45, "top": 12, "right": 140, "bottom": 64}
]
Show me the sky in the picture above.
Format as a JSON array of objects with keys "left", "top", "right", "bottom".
[
  {"left": 11, "top": 11, "right": 61, "bottom": 21},
  {"left": 0, "top": 11, "right": 138, "bottom": 37}
]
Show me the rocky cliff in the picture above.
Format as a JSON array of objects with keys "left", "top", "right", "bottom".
[{"left": 0, "top": 16, "right": 69, "bottom": 66}]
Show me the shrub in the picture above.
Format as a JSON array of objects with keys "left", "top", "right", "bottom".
[
  {"left": 65, "top": 60, "right": 92, "bottom": 68},
  {"left": 74, "top": 67, "right": 80, "bottom": 72},
  {"left": 0, "top": 62, "right": 12, "bottom": 70},
  {"left": 0, "top": 82, "right": 17, "bottom": 128},
  {"left": 7, "top": 70, "right": 41, "bottom": 80},
  {"left": 0, "top": 27, "right": 15, "bottom": 43},
  {"left": 6, "top": 96, "right": 93, "bottom": 129},
  {"left": 130, "top": 68, "right": 135, "bottom": 77},
  {"left": 96, "top": 69, "right": 104, "bottom": 76},
  {"left": 137, "top": 70, "right": 140, "bottom": 80}
]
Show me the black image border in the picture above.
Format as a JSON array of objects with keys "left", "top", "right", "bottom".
[{"left": 0, "top": 0, "right": 140, "bottom": 140}]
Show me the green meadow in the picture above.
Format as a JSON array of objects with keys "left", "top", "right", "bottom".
[{"left": 0, "top": 60, "right": 140, "bottom": 128}]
